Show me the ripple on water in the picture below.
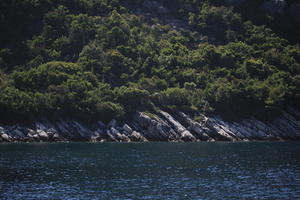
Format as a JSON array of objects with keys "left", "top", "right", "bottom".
[{"left": 0, "top": 142, "right": 300, "bottom": 200}]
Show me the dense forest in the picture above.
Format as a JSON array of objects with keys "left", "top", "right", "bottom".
[{"left": 0, "top": 0, "right": 299, "bottom": 124}]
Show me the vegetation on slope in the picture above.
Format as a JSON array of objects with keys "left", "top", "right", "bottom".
[{"left": 0, "top": 0, "right": 299, "bottom": 123}]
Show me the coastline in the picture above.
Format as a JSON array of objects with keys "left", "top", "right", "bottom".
[{"left": 1, "top": 108, "right": 300, "bottom": 143}]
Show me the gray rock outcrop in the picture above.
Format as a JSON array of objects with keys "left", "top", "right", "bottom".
[
  {"left": 159, "top": 111, "right": 196, "bottom": 142},
  {"left": 129, "top": 131, "right": 148, "bottom": 142},
  {"left": 123, "top": 124, "right": 133, "bottom": 135},
  {"left": 0, "top": 108, "right": 300, "bottom": 143},
  {"left": 133, "top": 112, "right": 178, "bottom": 141}
]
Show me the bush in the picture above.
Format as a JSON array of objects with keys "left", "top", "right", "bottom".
[
  {"left": 0, "top": 0, "right": 299, "bottom": 123},
  {"left": 115, "top": 86, "right": 150, "bottom": 113},
  {"left": 0, "top": 87, "right": 39, "bottom": 122},
  {"left": 12, "top": 61, "right": 83, "bottom": 91},
  {"left": 94, "top": 101, "right": 124, "bottom": 122},
  {"left": 137, "top": 76, "right": 168, "bottom": 92},
  {"left": 153, "top": 88, "right": 192, "bottom": 109}
]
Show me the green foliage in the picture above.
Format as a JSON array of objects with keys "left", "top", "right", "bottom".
[
  {"left": 189, "top": 3, "right": 243, "bottom": 44},
  {"left": 114, "top": 86, "right": 149, "bottom": 113},
  {"left": 94, "top": 101, "right": 124, "bottom": 123},
  {"left": 0, "top": 86, "right": 50, "bottom": 122},
  {"left": 12, "top": 61, "right": 83, "bottom": 91},
  {"left": 137, "top": 76, "right": 168, "bottom": 92},
  {"left": 153, "top": 88, "right": 193, "bottom": 111},
  {"left": 243, "top": 59, "right": 272, "bottom": 80},
  {"left": 0, "top": 0, "right": 299, "bottom": 123}
]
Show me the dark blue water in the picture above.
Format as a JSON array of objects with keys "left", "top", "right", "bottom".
[{"left": 0, "top": 142, "right": 300, "bottom": 200}]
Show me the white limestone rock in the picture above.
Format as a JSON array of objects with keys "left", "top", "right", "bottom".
[
  {"left": 135, "top": 112, "right": 177, "bottom": 141},
  {"left": 159, "top": 111, "right": 196, "bottom": 142},
  {"left": 38, "top": 130, "right": 49, "bottom": 140},
  {"left": 123, "top": 124, "right": 133, "bottom": 135},
  {"left": 130, "top": 131, "right": 148, "bottom": 142},
  {"left": 177, "top": 112, "right": 211, "bottom": 140},
  {"left": 1, "top": 133, "right": 11, "bottom": 142}
]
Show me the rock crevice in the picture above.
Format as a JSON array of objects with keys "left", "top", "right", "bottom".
[{"left": 1, "top": 109, "right": 300, "bottom": 143}]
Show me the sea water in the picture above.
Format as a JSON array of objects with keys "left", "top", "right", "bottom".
[{"left": 0, "top": 142, "right": 300, "bottom": 200}]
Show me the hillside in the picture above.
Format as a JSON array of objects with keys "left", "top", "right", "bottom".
[{"left": 0, "top": 0, "right": 300, "bottom": 125}]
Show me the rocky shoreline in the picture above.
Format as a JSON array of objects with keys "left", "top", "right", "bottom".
[{"left": 1, "top": 108, "right": 300, "bottom": 143}]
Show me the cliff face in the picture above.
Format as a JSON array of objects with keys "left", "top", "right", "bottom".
[{"left": 1, "top": 107, "right": 300, "bottom": 143}]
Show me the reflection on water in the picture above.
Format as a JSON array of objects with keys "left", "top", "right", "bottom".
[{"left": 0, "top": 142, "right": 300, "bottom": 200}]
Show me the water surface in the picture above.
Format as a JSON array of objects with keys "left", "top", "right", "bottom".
[{"left": 0, "top": 142, "right": 300, "bottom": 199}]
